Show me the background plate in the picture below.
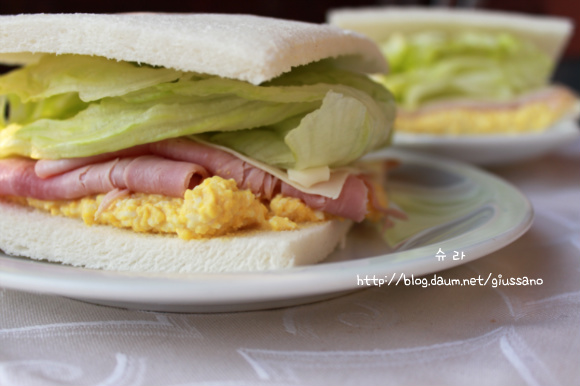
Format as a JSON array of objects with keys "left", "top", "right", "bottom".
[
  {"left": 388, "top": 119, "right": 579, "bottom": 166},
  {"left": 0, "top": 150, "right": 533, "bottom": 313}
]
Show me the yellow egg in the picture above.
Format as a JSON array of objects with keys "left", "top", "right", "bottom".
[
  {"left": 22, "top": 176, "right": 330, "bottom": 240},
  {"left": 396, "top": 89, "right": 577, "bottom": 135},
  {"left": 269, "top": 194, "right": 325, "bottom": 223}
]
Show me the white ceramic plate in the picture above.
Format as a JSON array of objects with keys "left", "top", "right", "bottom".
[
  {"left": 0, "top": 150, "right": 533, "bottom": 313},
  {"left": 388, "top": 119, "right": 579, "bottom": 166}
]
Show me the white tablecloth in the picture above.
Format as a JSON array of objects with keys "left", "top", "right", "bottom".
[{"left": 1, "top": 138, "right": 579, "bottom": 386}]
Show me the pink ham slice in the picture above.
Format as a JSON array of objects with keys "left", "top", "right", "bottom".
[
  {"left": 281, "top": 175, "right": 369, "bottom": 222},
  {"left": 0, "top": 156, "right": 208, "bottom": 200},
  {"left": 34, "top": 138, "right": 281, "bottom": 200},
  {"left": 118, "top": 156, "right": 208, "bottom": 197},
  {"left": 3, "top": 138, "right": 397, "bottom": 222},
  {"left": 34, "top": 144, "right": 151, "bottom": 178},
  {"left": 150, "top": 138, "right": 281, "bottom": 199}
]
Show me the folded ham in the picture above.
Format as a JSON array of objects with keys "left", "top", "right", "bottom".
[
  {"left": 150, "top": 139, "right": 281, "bottom": 200},
  {"left": 0, "top": 155, "right": 208, "bottom": 200},
  {"left": 0, "top": 138, "right": 394, "bottom": 222},
  {"left": 34, "top": 144, "right": 151, "bottom": 178}
]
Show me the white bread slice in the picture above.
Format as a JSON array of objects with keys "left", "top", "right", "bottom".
[
  {"left": 328, "top": 7, "right": 573, "bottom": 61},
  {"left": 0, "top": 13, "right": 387, "bottom": 85},
  {"left": 0, "top": 200, "right": 352, "bottom": 273}
]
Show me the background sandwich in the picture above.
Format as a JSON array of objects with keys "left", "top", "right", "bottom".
[
  {"left": 328, "top": 7, "right": 579, "bottom": 135},
  {"left": 0, "top": 13, "right": 401, "bottom": 273}
]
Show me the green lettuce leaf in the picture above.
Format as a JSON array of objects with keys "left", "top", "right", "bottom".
[
  {"left": 377, "top": 31, "right": 552, "bottom": 109},
  {"left": 0, "top": 54, "right": 182, "bottom": 102},
  {"left": 0, "top": 55, "right": 395, "bottom": 170}
]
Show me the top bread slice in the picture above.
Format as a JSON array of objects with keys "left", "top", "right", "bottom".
[
  {"left": 328, "top": 7, "right": 574, "bottom": 61},
  {"left": 0, "top": 13, "right": 387, "bottom": 85}
]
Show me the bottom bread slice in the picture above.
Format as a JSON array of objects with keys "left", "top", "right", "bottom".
[{"left": 0, "top": 200, "right": 352, "bottom": 273}]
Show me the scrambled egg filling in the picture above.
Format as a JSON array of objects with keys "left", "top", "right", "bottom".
[
  {"left": 23, "top": 176, "right": 328, "bottom": 240},
  {"left": 396, "top": 92, "right": 577, "bottom": 135}
]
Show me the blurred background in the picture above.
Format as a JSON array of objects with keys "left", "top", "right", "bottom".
[{"left": 0, "top": 0, "right": 578, "bottom": 90}]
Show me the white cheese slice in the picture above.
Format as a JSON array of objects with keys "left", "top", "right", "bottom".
[{"left": 287, "top": 166, "right": 330, "bottom": 188}]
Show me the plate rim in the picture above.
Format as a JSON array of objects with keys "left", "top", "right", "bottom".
[{"left": 387, "top": 119, "right": 580, "bottom": 165}]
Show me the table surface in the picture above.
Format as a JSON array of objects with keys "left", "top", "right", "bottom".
[{"left": 1, "top": 137, "right": 579, "bottom": 386}]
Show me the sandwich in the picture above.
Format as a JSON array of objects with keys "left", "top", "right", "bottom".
[
  {"left": 328, "top": 7, "right": 579, "bottom": 135},
  {"left": 0, "top": 13, "right": 402, "bottom": 273}
]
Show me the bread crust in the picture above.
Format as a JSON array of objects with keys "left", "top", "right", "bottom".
[
  {"left": 0, "top": 200, "right": 352, "bottom": 273},
  {"left": 0, "top": 13, "right": 387, "bottom": 85}
]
